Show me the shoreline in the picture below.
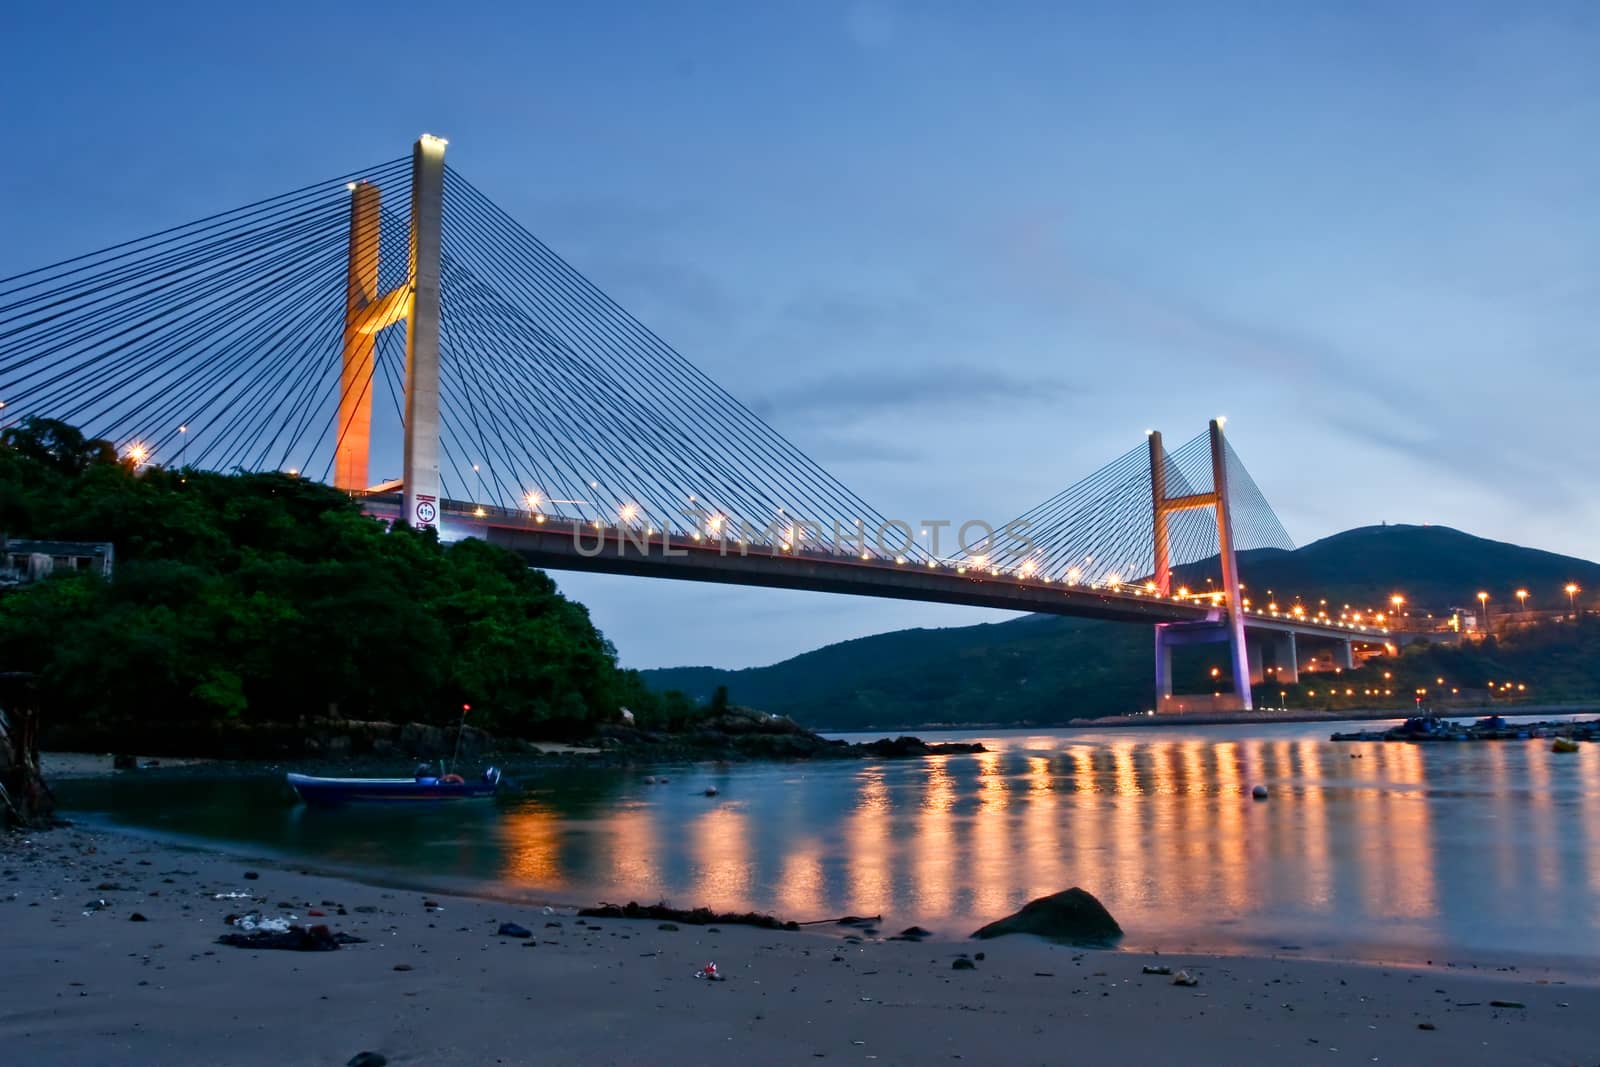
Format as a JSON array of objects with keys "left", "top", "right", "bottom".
[
  {"left": 822, "top": 704, "right": 1600, "bottom": 733},
  {"left": 5, "top": 824, "right": 1597, "bottom": 1064}
]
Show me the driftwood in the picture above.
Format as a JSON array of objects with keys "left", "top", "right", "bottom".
[
  {"left": 0, "top": 672, "right": 52, "bottom": 829},
  {"left": 578, "top": 900, "right": 800, "bottom": 931}
]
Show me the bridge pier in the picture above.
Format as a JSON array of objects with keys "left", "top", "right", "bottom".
[
  {"left": 1336, "top": 639, "right": 1355, "bottom": 671},
  {"left": 1273, "top": 631, "right": 1299, "bottom": 685},
  {"left": 335, "top": 181, "right": 381, "bottom": 491},
  {"left": 1154, "top": 625, "right": 1174, "bottom": 703},
  {"left": 1148, "top": 420, "right": 1253, "bottom": 711},
  {"left": 401, "top": 134, "right": 447, "bottom": 530},
  {"left": 1248, "top": 638, "right": 1265, "bottom": 686}
]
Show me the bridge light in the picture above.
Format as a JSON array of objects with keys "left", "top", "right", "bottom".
[
  {"left": 619, "top": 503, "right": 638, "bottom": 522},
  {"left": 707, "top": 513, "right": 725, "bottom": 533},
  {"left": 861, "top": 553, "right": 872, "bottom": 561},
  {"left": 1066, "top": 567, "right": 1081, "bottom": 584},
  {"left": 474, "top": 506, "right": 486, "bottom": 517},
  {"left": 346, "top": 182, "right": 358, "bottom": 192},
  {"left": 1106, "top": 574, "right": 1122, "bottom": 589},
  {"left": 524, "top": 491, "right": 542, "bottom": 508},
  {"left": 125, "top": 442, "right": 148, "bottom": 466},
  {"left": 535, "top": 514, "right": 546, "bottom": 524},
  {"left": 895, "top": 556, "right": 906, "bottom": 565},
  {"left": 957, "top": 566, "right": 967, "bottom": 575},
  {"left": 1177, "top": 586, "right": 1189, "bottom": 597}
]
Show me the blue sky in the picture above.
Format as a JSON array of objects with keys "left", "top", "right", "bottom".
[{"left": 6, "top": 2, "right": 1598, "bottom": 668}]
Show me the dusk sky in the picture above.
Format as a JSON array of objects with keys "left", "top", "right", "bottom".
[{"left": 6, "top": 2, "right": 1598, "bottom": 669}]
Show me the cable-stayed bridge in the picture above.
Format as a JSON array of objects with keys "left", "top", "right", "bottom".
[{"left": 0, "top": 136, "right": 1388, "bottom": 711}]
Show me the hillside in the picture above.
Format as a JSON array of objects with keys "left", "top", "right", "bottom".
[
  {"left": 645, "top": 525, "right": 1600, "bottom": 729},
  {"left": 1, "top": 417, "right": 697, "bottom": 749}
]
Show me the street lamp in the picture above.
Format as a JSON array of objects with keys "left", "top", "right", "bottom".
[
  {"left": 1476, "top": 591, "right": 1488, "bottom": 629},
  {"left": 1516, "top": 588, "right": 1529, "bottom": 612},
  {"left": 1565, "top": 582, "right": 1580, "bottom": 613},
  {"left": 178, "top": 424, "right": 187, "bottom": 469}
]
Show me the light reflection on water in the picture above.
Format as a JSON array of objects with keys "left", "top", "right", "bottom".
[{"left": 55, "top": 718, "right": 1600, "bottom": 966}]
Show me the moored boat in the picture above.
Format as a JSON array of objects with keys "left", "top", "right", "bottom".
[{"left": 287, "top": 766, "right": 502, "bottom": 806}]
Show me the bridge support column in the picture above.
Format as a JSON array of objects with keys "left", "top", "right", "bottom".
[
  {"left": 1247, "top": 638, "right": 1265, "bottom": 685},
  {"left": 1336, "top": 640, "right": 1355, "bottom": 671},
  {"left": 335, "top": 182, "right": 382, "bottom": 491},
  {"left": 1148, "top": 431, "right": 1171, "bottom": 596},
  {"left": 402, "top": 134, "right": 447, "bottom": 530},
  {"left": 1273, "top": 632, "right": 1299, "bottom": 685},
  {"left": 1154, "top": 624, "right": 1173, "bottom": 706},
  {"left": 1209, "top": 419, "right": 1253, "bottom": 710}
]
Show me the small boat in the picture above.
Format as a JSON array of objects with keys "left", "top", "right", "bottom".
[
  {"left": 1552, "top": 738, "right": 1580, "bottom": 754},
  {"left": 287, "top": 765, "right": 502, "bottom": 806}
]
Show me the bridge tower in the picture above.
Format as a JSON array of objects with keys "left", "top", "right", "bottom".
[
  {"left": 1149, "top": 419, "right": 1253, "bottom": 711},
  {"left": 333, "top": 134, "right": 446, "bottom": 531}
]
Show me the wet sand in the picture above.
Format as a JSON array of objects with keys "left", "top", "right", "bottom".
[{"left": 3, "top": 827, "right": 1595, "bottom": 1065}]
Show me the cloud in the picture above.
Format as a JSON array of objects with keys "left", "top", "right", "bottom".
[
  {"left": 1315, "top": 409, "right": 1582, "bottom": 509},
  {"left": 751, "top": 365, "right": 1073, "bottom": 421},
  {"left": 981, "top": 214, "right": 1425, "bottom": 415}
]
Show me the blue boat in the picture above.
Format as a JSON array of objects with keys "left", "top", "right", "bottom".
[{"left": 287, "top": 765, "right": 502, "bottom": 806}]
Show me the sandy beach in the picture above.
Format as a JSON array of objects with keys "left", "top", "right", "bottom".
[{"left": 3, "top": 825, "right": 1595, "bottom": 1066}]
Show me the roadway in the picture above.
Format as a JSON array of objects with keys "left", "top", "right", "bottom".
[{"left": 358, "top": 493, "right": 1387, "bottom": 642}]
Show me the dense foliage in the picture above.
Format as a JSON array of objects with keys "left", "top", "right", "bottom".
[{"left": 0, "top": 418, "right": 690, "bottom": 741}]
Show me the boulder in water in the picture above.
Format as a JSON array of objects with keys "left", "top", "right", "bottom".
[{"left": 970, "top": 887, "right": 1122, "bottom": 946}]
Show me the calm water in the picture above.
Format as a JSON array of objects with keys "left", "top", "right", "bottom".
[{"left": 55, "top": 717, "right": 1600, "bottom": 968}]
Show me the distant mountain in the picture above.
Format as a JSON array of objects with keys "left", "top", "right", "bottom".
[
  {"left": 642, "top": 525, "right": 1600, "bottom": 729},
  {"left": 1222, "top": 524, "right": 1600, "bottom": 610}
]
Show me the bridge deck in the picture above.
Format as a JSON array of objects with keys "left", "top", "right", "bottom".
[{"left": 360, "top": 495, "right": 1386, "bottom": 642}]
